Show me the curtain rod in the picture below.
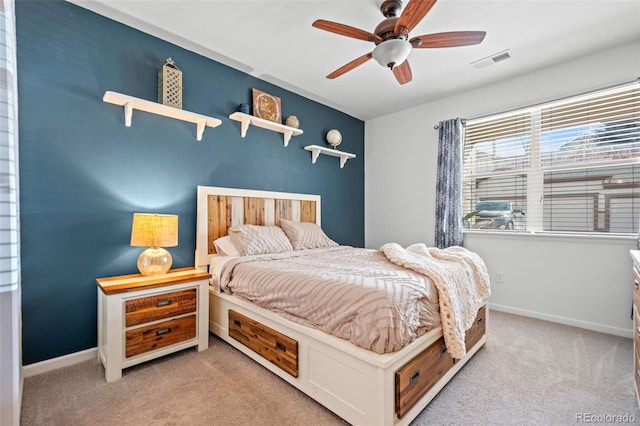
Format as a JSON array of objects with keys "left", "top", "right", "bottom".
[
  {"left": 433, "top": 118, "right": 466, "bottom": 130},
  {"left": 432, "top": 77, "right": 640, "bottom": 130}
]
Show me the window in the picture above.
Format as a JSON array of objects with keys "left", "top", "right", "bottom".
[{"left": 463, "top": 82, "right": 640, "bottom": 234}]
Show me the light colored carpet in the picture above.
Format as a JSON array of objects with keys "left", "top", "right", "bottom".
[{"left": 21, "top": 311, "right": 639, "bottom": 425}]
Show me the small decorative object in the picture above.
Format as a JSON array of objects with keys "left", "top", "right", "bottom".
[
  {"left": 158, "top": 57, "right": 182, "bottom": 109},
  {"left": 252, "top": 88, "right": 282, "bottom": 123},
  {"left": 237, "top": 103, "right": 250, "bottom": 114},
  {"left": 285, "top": 115, "right": 300, "bottom": 129},
  {"left": 130, "top": 213, "right": 178, "bottom": 276},
  {"left": 326, "top": 129, "right": 342, "bottom": 149}
]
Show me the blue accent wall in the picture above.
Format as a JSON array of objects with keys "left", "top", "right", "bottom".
[{"left": 16, "top": 1, "right": 364, "bottom": 364}]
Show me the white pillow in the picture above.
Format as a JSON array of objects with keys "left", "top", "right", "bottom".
[
  {"left": 279, "top": 218, "right": 338, "bottom": 250},
  {"left": 228, "top": 225, "right": 293, "bottom": 256},
  {"left": 213, "top": 235, "right": 242, "bottom": 256}
]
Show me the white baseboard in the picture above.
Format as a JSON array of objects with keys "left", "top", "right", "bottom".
[
  {"left": 488, "top": 303, "right": 632, "bottom": 339},
  {"left": 23, "top": 347, "right": 98, "bottom": 378}
]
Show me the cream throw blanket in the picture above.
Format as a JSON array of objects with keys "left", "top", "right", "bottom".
[{"left": 380, "top": 243, "right": 491, "bottom": 359}]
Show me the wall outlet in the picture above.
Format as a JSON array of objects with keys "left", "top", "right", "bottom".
[{"left": 495, "top": 272, "right": 504, "bottom": 283}]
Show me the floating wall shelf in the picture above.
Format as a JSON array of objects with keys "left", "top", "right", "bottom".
[
  {"left": 103, "top": 91, "right": 222, "bottom": 141},
  {"left": 304, "top": 145, "right": 356, "bottom": 169},
  {"left": 229, "top": 111, "right": 303, "bottom": 147}
]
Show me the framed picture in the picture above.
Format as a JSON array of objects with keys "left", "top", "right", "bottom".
[{"left": 252, "top": 88, "right": 282, "bottom": 123}]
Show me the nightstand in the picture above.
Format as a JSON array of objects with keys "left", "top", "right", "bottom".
[{"left": 96, "top": 267, "right": 211, "bottom": 382}]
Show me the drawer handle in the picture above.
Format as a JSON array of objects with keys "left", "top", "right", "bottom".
[
  {"left": 275, "top": 341, "right": 286, "bottom": 352},
  {"left": 156, "top": 299, "right": 172, "bottom": 308},
  {"left": 637, "top": 370, "right": 640, "bottom": 381},
  {"left": 233, "top": 319, "right": 242, "bottom": 327},
  {"left": 440, "top": 346, "right": 448, "bottom": 356},
  {"left": 637, "top": 327, "right": 640, "bottom": 338},
  {"left": 156, "top": 327, "right": 172, "bottom": 336},
  {"left": 410, "top": 371, "right": 420, "bottom": 385},
  {"left": 477, "top": 317, "right": 484, "bottom": 325},
  {"left": 635, "top": 280, "right": 638, "bottom": 290}
]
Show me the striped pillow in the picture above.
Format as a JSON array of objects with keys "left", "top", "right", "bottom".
[
  {"left": 228, "top": 225, "right": 293, "bottom": 256},
  {"left": 279, "top": 219, "right": 338, "bottom": 250}
]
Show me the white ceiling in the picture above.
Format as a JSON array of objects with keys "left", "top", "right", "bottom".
[{"left": 68, "top": 0, "right": 640, "bottom": 121}]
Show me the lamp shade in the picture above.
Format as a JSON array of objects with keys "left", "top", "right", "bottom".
[
  {"left": 372, "top": 39, "right": 412, "bottom": 69},
  {"left": 130, "top": 213, "right": 178, "bottom": 248}
]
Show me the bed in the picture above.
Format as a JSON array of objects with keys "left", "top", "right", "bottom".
[{"left": 195, "top": 185, "right": 489, "bottom": 426}]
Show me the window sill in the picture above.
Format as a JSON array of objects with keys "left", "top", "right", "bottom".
[{"left": 463, "top": 229, "right": 636, "bottom": 242}]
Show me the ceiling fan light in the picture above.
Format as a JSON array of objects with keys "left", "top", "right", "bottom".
[{"left": 372, "top": 39, "right": 412, "bottom": 69}]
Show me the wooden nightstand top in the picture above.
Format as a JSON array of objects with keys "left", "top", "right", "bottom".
[{"left": 96, "top": 267, "right": 211, "bottom": 295}]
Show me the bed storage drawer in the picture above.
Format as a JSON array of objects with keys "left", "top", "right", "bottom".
[
  {"left": 125, "top": 289, "right": 197, "bottom": 327},
  {"left": 395, "top": 336, "right": 454, "bottom": 418},
  {"left": 228, "top": 310, "right": 299, "bottom": 377},
  {"left": 125, "top": 315, "right": 196, "bottom": 358},
  {"left": 465, "top": 305, "right": 487, "bottom": 352}
]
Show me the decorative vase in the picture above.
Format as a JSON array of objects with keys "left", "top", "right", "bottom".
[
  {"left": 285, "top": 115, "right": 300, "bottom": 129},
  {"left": 237, "top": 103, "right": 250, "bottom": 114}
]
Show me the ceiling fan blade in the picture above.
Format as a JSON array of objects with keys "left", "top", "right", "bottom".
[
  {"left": 392, "top": 60, "right": 412, "bottom": 85},
  {"left": 313, "top": 19, "right": 382, "bottom": 43},
  {"left": 395, "top": 0, "right": 438, "bottom": 36},
  {"left": 410, "top": 31, "right": 487, "bottom": 48},
  {"left": 327, "top": 52, "right": 373, "bottom": 79}
]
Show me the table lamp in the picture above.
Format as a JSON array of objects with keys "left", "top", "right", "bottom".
[{"left": 130, "top": 213, "right": 178, "bottom": 276}]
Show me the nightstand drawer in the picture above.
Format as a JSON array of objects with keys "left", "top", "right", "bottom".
[
  {"left": 125, "top": 288, "right": 197, "bottom": 327},
  {"left": 125, "top": 315, "right": 196, "bottom": 358}
]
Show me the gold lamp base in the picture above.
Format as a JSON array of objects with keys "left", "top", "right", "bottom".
[{"left": 137, "top": 247, "right": 172, "bottom": 276}]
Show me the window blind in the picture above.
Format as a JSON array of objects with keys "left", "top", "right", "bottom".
[
  {"left": 463, "top": 112, "right": 531, "bottom": 230},
  {"left": 463, "top": 82, "right": 640, "bottom": 234}
]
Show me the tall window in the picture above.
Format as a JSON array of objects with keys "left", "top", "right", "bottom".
[{"left": 463, "top": 82, "right": 640, "bottom": 234}]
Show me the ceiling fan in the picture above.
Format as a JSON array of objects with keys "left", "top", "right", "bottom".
[{"left": 312, "top": 0, "right": 486, "bottom": 85}]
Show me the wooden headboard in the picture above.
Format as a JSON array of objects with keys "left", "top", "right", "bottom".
[{"left": 195, "top": 186, "right": 321, "bottom": 269}]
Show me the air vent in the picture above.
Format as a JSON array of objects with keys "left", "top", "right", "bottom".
[{"left": 471, "top": 49, "right": 511, "bottom": 69}]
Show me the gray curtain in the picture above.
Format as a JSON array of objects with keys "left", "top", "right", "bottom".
[{"left": 435, "top": 118, "right": 465, "bottom": 248}]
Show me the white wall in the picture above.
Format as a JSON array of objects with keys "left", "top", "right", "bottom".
[{"left": 365, "top": 40, "right": 640, "bottom": 337}]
